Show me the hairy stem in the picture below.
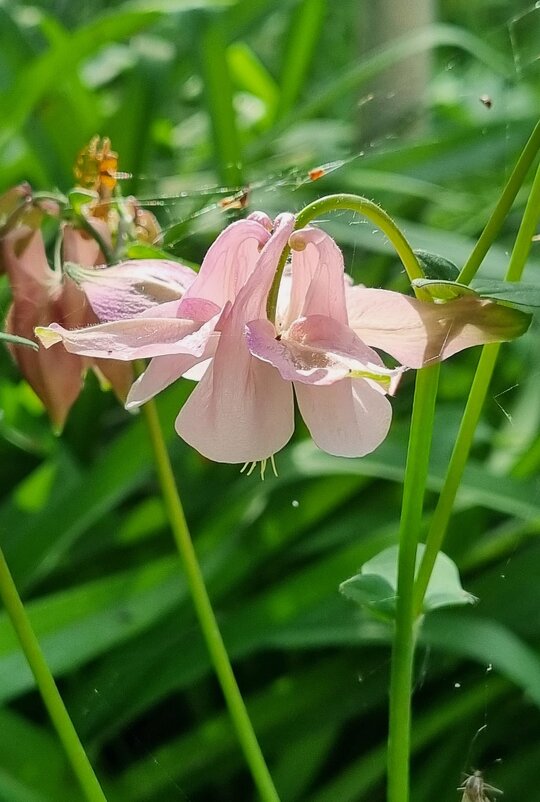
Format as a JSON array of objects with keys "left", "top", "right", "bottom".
[{"left": 267, "top": 193, "right": 424, "bottom": 320}]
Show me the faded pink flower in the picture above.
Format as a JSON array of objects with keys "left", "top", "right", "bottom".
[
  {"left": 36, "top": 211, "right": 530, "bottom": 462},
  {"left": 0, "top": 186, "right": 127, "bottom": 428}
]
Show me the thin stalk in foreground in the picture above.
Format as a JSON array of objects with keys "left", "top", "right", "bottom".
[
  {"left": 387, "top": 364, "right": 440, "bottom": 802},
  {"left": 0, "top": 547, "right": 107, "bottom": 802},
  {"left": 140, "top": 396, "right": 281, "bottom": 802},
  {"left": 414, "top": 153, "right": 540, "bottom": 614}
]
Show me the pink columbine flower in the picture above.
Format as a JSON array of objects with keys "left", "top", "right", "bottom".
[
  {"left": 36, "top": 212, "right": 530, "bottom": 462},
  {"left": 36, "top": 211, "right": 277, "bottom": 404}
]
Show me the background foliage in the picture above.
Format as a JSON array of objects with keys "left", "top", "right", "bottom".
[{"left": 1, "top": 0, "right": 539, "bottom": 800}]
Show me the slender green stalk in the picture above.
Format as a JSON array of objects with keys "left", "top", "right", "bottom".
[
  {"left": 0, "top": 547, "right": 107, "bottom": 802},
  {"left": 140, "top": 396, "right": 281, "bottom": 802},
  {"left": 387, "top": 364, "right": 440, "bottom": 802},
  {"left": 267, "top": 193, "right": 423, "bottom": 320},
  {"left": 278, "top": 192, "right": 427, "bottom": 802},
  {"left": 505, "top": 153, "right": 540, "bottom": 281},
  {"left": 412, "top": 343, "right": 500, "bottom": 613},
  {"left": 414, "top": 151, "right": 540, "bottom": 615},
  {"left": 458, "top": 118, "right": 540, "bottom": 284}
]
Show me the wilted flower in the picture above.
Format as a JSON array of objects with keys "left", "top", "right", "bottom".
[
  {"left": 36, "top": 211, "right": 530, "bottom": 462},
  {"left": 0, "top": 184, "right": 136, "bottom": 429}
]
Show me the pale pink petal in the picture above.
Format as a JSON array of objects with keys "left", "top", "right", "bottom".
[
  {"left": 346, "top": 287, "right": 531, "bottom": 368},
  {"left": 247, "top": 211, "right": 273, "bottom": 230},
  {"left": 36, "top": 312, "right": 220, "bottom": 360},
  {"left": 294, "top": 378, "right": 393, "bottom": 457},
  {"left": 66, "top": 259, "right": 197, "bottom": 321},
  {"left": 181, "top": 218, "right": 270, "bottom": 308},
  {"left": 183, "top": 358, "right": 212, "bottom": 382},
  {"left": 286, "top": 227, "right": 348, "bottom": 327},
  {"left": 233, "top": 213, "right": 296, "bottom": 323},
  {"left": 126, "top": 351, "right": 212, "bottom": 408},
  {"left": 246, "top": 316, "right": 402, "bottom": 390},
  {"left": 176, "top": 308, "right": 294, "bottom": 463}
]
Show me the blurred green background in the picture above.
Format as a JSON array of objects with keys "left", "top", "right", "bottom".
[{"left": 1, "top": 0, "right": 540, "bottom": 800}]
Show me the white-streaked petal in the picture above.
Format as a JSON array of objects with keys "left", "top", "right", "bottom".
[{"left": 294, "top": 378, "right": 392, "bottom": 457}]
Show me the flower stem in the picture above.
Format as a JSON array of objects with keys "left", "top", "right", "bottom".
[
  {"left": 141, "top": 396, "right": 281, "bottom": 802},
  {"left": 458, "top": 118, "right": 540, "bottom": 284},
  {"left": 413, "top": 149, "right": 540, "bottom": 615},
  {"left": 267, "top": 193, "right": 424, "bottom": 320},
  {"left": 387, "top": 364, "right": 440, "bottom": 802},
  {"left": 0, "top": 547, "right": 107, "bottom": 802}
]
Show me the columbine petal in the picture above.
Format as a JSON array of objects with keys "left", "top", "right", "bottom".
[
  {"left": 294, "top": 378, "right": 392, "bottom": 458},
  {"left": 126, "top": 338, "right": 218, "bottom": 408},
  {"left": 286, "top": 227, "right": 349, "bottom": 326},
  {"left": 346, "top": 287, "right": 531, "bottom": 368},
  {"left": 36, "top": 311, "right": 221, "bottom": 360},
  {"left": 175, "top": 215, "right": 297, "bottom": 464},
  {"left": 176, "top": 309, "right": 294, "bottom": 463},
  {"left": 180, "top": 216, "right": 270, "bottom": 310},
  {"left": 232, "top": 213, "right": 296, "bottom": 323},
  {"left": 66, "top": 259, "right": 197, "bottom": 321},
  {"left": 246, "top": 315, "right": 403, "bottom": 390}
]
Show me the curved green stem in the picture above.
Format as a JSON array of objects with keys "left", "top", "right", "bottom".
[
  {"left": 0, "top": 547, "right": 107, "bottom": 802},
  {"left": 267, "top": 193, "right": 424, "bottom": 320},
  {"left": 140, "top": 395, "right": 281, "bottom": 802},
  {"left": 414, "top": 138, "right": 540, "bottom": 615},
  {"left": 387, "top": 364, "right": 440, "bottom": 802}
]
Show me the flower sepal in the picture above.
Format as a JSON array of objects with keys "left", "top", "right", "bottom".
[{"left": 412, "top": 278, "right": 478, "bottom": 302}]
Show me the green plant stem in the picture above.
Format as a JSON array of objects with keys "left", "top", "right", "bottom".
[
  {"left": 458, "top": 118, "right": 540, "bottom": 284},
  {"left": 505, "top": 153, "right": 540, "bottom": 281},
  {"left": 140, "top": 396, "right": 281, "bottom": 802},
  {"left": 0, "top": 547, "right": 107, "bottom": 802},
  {"left": 412, "top": 343, "right": 500, "bottom": 612},
  {"left": 413, "top": 151, "right": 540, "bottom": 615},
  {"left": 386, "top": 364, "right": 440, "bottom": 802},
  {"left": 267, "top": 193, "right": 423, "bottom": 320}
]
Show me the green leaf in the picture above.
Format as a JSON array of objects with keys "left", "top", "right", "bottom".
[
  {"left": 471, "top": 278, "right": 540, "bottom": 308},
  {"left": 0, "top": 556, "right": 182, "bottom": 704},
  {"left": 227, "top": 42, "right": 279, "bottom": 123},
  {"left": 414, "top": 249, "right": 460, "bottom": 281},
  {"left": 340, "top": 544, "right": 476, "bottom": 618},
  {"left": 423, "top": 611, "right": 540, "bottom": 709},
  {"left": 0, "top": 710, "right": 83, "bottom": 801}
]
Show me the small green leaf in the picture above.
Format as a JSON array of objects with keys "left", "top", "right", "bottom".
[
  {"left": 414, "top": 250, "right": 460, "bottom": 281},
  {"left": 412, "top": 278, "right": 478, "bottom": 301},
  {"left": 340, "top": 544, "right": 476, "bottom": 619},
  {"left": 471, "top": 279, "right": 540, "bottom": 309},
  {"left": 67, "top": 188, "right": 98, "bottom": 215}
]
